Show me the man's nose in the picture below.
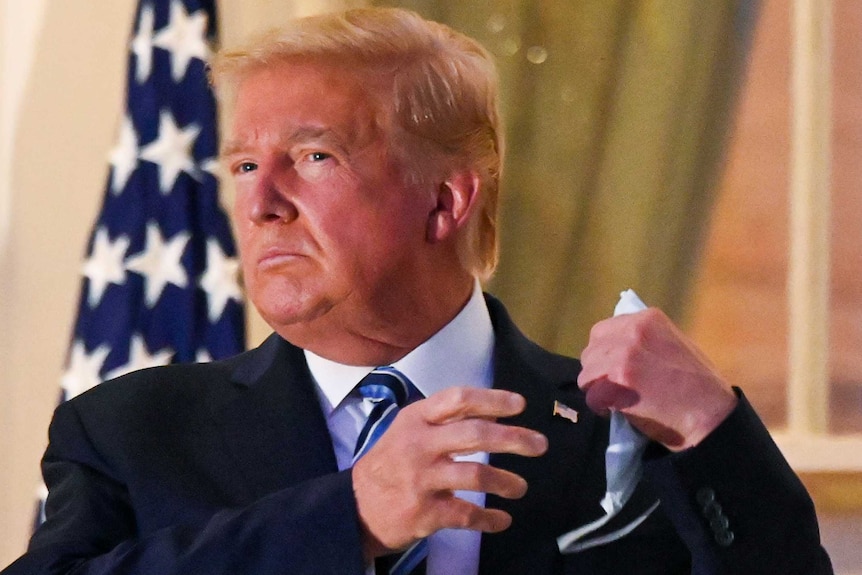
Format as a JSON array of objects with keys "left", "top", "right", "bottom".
[{"left": 245, "top": 166, "right": 299, "bottom": 224}]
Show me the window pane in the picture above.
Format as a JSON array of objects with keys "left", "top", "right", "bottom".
[
  {"left": 829, "top": 0, "right": 862, "bottom": 434},
  {"left": 692, "top": 0, "right": 862, "bottom": 435},
  {"left": 687, "top": 0, "right": 790, "bottom": 429}
]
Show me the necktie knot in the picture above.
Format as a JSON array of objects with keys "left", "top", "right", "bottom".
[
  {"left": 357, "top": 367, "right": 422, "bottom": 408},
  {"left": 353, "top": 367, "right": 422, "bottom": 463}
]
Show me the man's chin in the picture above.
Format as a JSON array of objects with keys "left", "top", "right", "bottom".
[
  {"left": 258, "top": 305, "right": 323, "bottom": 330},
  {"left": 253, "top": 294, "right": 335, "bottom": 334}
]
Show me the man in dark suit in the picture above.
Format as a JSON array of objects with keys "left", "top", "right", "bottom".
[{"left": 4, "top": 7, "right": 832, "bottom": 575}]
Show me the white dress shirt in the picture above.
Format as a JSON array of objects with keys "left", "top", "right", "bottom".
[{"left": 305, "top": 282, "right": 495, "bottom": 575}]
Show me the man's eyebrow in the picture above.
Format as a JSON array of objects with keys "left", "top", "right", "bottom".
[
  {"left": 220, "top": 140, "right": 243, "bottom": 158},
  {"left": 286, "top": 127, "right": 352, "bottom": 158},
  {"left": 285, "top": 127, "right": 351, "bottom": 154},
  {"left": 286, "top": 126, "right": 333, "bottom": 142},
  {"left": 219, "top": 127, "right": 346, "bottom": 159}
]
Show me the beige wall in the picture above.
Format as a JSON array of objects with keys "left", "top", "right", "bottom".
[{"left": 1, "top": 0, "right": 135, "bottom": 564}]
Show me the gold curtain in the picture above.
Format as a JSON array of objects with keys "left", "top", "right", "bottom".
[{"left": 382, "top": 0, "right": 760, "bottom": 355}]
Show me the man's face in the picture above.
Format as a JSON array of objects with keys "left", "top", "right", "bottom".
[{"left": 224, "top": 60, "right": 437, "bottom": 349}]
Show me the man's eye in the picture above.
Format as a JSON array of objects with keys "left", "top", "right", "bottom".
[
  {"left": 308, "top": 152, "right": 330, "bottom": 162},
  {"left": 237, "top": 162, "right": 257, "bottom": 173}
]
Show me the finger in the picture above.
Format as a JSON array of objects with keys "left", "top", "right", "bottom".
[
  {"left": 430, "top": 418, "right": 547, "bottom": 458},
  {"left": 577, "top": 344, "right": 624, "bottom": 389},
  {"left": 424, "top": 496, "right": 513, "bottom": 536},
  {"left": 578, "top": 341, "right": 643, "bottom": 390},
  {"left": 587, "top": 309, "right": 660, "bottom": 346},
  {"left": 583, "top": 314, "right": 636, "bottom": 352},
  {"left": 430, "top": 460, "right": 528, "bottom": 500},
  {"left": 421, "top": 387, "right": 526, "bottom": 424},
  {"left": 582, "top": 378, "right": 640, "bottom": 415}
]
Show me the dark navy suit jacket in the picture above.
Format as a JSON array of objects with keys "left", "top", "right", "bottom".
[{"left": 3, "top": 296, "right": 833, "bottom": 574}]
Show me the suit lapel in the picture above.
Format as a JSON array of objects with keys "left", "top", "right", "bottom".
[
  {"left": 480, "top": 296, "right": 608, "bottom": 573},
  {"left": 206, "top": 298, "right": 609, "bottom": 571},
  {"left": 212, "top": 334, "right": 339, "bottom": 502}
]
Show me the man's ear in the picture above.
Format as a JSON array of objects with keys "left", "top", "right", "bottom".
[{"left": 426, "top": 171, "right": 481, "bottom": 243}]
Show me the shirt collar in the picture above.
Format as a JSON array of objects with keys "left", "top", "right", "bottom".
[{"left": 305, "top": 281, "right": 495, "bottom": 412}]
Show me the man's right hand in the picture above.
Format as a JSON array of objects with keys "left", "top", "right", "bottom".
[{"left": 351, "top": 387, "right": 548, "bottom": 561}]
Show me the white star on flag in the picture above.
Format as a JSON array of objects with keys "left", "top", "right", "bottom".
[
  {"left": 126, "top": 221, "right": 190, "bottom": 306},
  {"left": 200, "top": 238, "right": 242, "bottom": 322},
  {"left": 200, "top": 157, "right": 220, "bottom": 180},
  {"left": 139, "top": 110, "right": 200, "bottom": 194},
  {"left": 109, "top": 115, "right": 139, "bottom": 195},
  {"left": 106, "top": 334, "right": 174, "bottom": 380},
  {"left": 152, "top": 0, "right": 209, "bottom": 82},
  {"left": 82, "top": 227, "right": 130, "bottom": 307},
  {"left": 61, "top": 341, "right": 111, "bottom": 400},
  {"left": 131, "top": 3, "right": 156, "bottom": 83}
]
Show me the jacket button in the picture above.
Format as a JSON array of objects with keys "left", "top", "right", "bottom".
[
  {"left": 696, "top": 487, "right": 716, "bottom": 507},
  {"left": 709, "top": 514, "right": 730, "bottom": 531},
  {"left": 702, "top": 500, "right": 723, "bottom": 519},
  {"left": 715, "top": 529, "right": 735, "bottom": 547}
]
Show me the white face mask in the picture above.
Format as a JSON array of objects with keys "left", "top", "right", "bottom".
[{"left": 557, "top": 289, "right": 659, "bottom": 554}]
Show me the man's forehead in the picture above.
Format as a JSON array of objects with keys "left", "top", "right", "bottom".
[
  {"left": 236, "top": 57, "right": 389, "bottom": 99},
  {"left": 220, "top": 67, "right": 392, "bottom": 156}
]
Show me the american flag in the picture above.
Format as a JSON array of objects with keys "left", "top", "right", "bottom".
[{"left": 35, "top": 0, "right": 245, "bottom": 525}]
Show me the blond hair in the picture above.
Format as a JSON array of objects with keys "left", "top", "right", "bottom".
[{"left": 211, "top": 8, "right": 503, "bottom": 279}]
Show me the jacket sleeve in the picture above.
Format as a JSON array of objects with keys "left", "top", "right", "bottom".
[
  {"left": 641, "top": 391, "right": 834, "bottom": 575},
  {"left": 2, "top": 399, "right": 366, "bottom": 575}
]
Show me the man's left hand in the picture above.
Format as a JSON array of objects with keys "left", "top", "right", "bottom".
[{"left": 578, "top": 308, "right": 737, "bottom": 451}]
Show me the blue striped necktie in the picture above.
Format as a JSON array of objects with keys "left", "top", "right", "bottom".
[{"left": 354, "top": 367, "right": 428, "bottom": 575}]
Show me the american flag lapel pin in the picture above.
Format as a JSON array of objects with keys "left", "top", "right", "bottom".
[{"left": 553, "top": 400, "right": 578, "bottom": 423}]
